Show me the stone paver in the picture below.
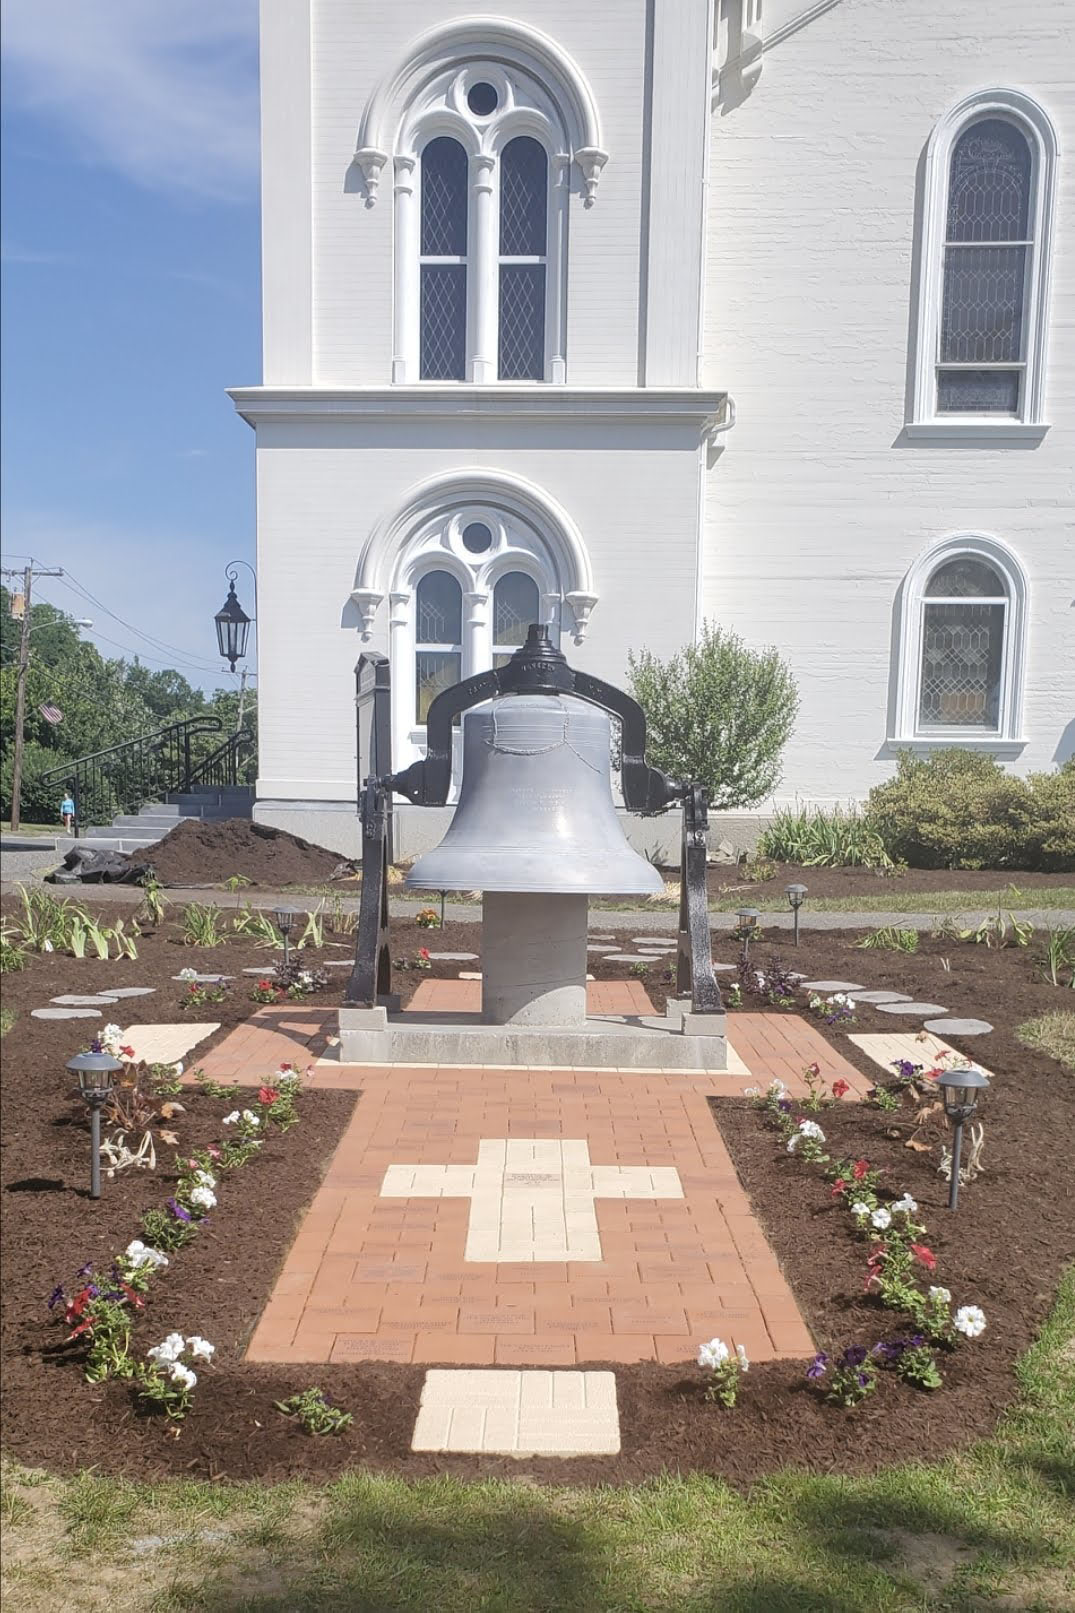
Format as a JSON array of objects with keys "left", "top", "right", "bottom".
[
  {"left": 427, "top": 952, "right": 479, "bottom": 961},
  {"left": 799, "top": 980, "right": 864, "bottom": 992},
  {"left": 412, "top": 1369, "right": 620, "bottom": 1454},
  {"left": 32, "top": 1006, "right": 101, "bottom": 1019},
  {"left": 172, "top": 973, "right": 234, "bottom": 983},
  {"left": 50, "top": 994, "right": 119, "bottom": 1006},
  {"left": 120, "top": 1023, "right": 221, "bottom": 1064},
  {"left": 873, "top": 1001, "right": 948, "bottom": 1017},
  {"left": 923, "top": 1017, "right": 994, "bottom": 1036},
  {"left": 102, "top": 986, "right": 157, "bottom": 998},
  {"left": 848, "top": 1030, "right": 994, "bottom": 1082}
]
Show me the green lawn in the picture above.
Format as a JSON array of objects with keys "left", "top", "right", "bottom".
[
  {"left": 1016, "top": 1012, "right": 1075, "bottom": 1071},
  {"left": 3, "top": 1272, "right": 1072, "bottom": 1613},
  {"left": 705, "top": 885, "right": 1075, "bottom": 915}
]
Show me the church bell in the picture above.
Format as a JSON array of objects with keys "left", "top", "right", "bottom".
[{"left": 405, "top": 694, "right": 664, "bottom": 896}]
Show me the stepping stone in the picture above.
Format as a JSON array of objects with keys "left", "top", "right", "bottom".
[
  {"left": 846, "top": 990, "right": 912, "bottom": 1004},
  {"left": 632, "top": 937, "right": 675, "bottom": 947},
  {"left": 50, "top": 994, "right": 119, "bottom": 1007},
  {"left": 605, "top": 954, "right": 647, "bottom": 963},
  {"left": 412, "top": 1369, "right": 620, "bottom": 1456},
  {"left": 799, "top": 980, "right": 865, "bottom": 992},
  {"left": 121, "top": 1024, "right": 221, "bottom": 1064},
  {"left": 587, "top": 944, "right": 619, "bottom": 953},
  {"left": 426, "top": 952, "right": 478, "bottom": 961},
  {"left": 322, "top": 961, "right": 355, "bottom": 970},
  {"left": 873, "top": 1001, "right": 949, "bottom": 1017},
  {"left": 459, "top": 971, "right": 482, "bottom": 980},
  {"left": 172, "top": 973, "right": 233, "bottom": 983},
  {"left": 102, "top": 986, "right": 157, "bottom": 999},
  {"left": 32, "top": 1006, "right": 101, "bottom": 1020},
  {"left": 588, "top": 936, "right": 616, "bottom": 942},
  {"left": 924, "top": 1017, "right": 994, "bottom": 1036}
]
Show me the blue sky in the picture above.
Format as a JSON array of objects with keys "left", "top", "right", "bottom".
[{"left": 1, "top": 1, "right": 262, "bottom": 691}]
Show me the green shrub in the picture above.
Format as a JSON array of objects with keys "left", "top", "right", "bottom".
[
  {"left": 759, "top": 803, "right": 892, "bottom": 869},
  {"left": 865, "top": 751, "right": 1074, "bottom": 872},
  {"left": 628, "top": 623, "right": 798, "bottom": 810}
]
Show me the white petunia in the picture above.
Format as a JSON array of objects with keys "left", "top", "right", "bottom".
[
  {"left": 743, "top": 1086, "right": 760, "bottom": 1098},
  {"left": 698, "top": 1337, "right": 730, "bottom": 1370},
  {"left": 735, "top": 1344, "right": 750, "bottom": 1372},
  {"left": 147, "top": 1331, "right": 186, "bottom": 1365},
  {"left": 42, "top": 939, "right": 54, "bottom": 952},
  {"left": 222, "top": 1111, "right": 240, "bottom": 1125},
  {"left": 798, "top": 1120, "right": 826, "bottom": 1141},
  {"left": 125, "top": 1240, "right": 168, "bottom": 1271},
  {"left": 891, "top": 1194, "right": 918, "bottom": 1215},
  {"left": 766, "top": 1079, "right": 787, "bottom": 1096},
  {"left": 928, "top": 1286, "right": 952, "bottom": 1304},
  {"left": 169, "top": 1362, "right": 197, "bottom": 1390},
  {"left": 850, "top": 1201, "right": 871, "bottom": 1219},
  {"left": 193, "top": 1170, "right": 216, "bottom": 1189},
  {"left": 186, "top": 1336, "right": 215, "bottom": 1360},
  {"left": 178, "top": 968, "right": 198, "bottom": 981},
  {"left": 102, "top": 1022, "right": 123, "bottom": 1045},
  {"left": 954, "top": 1305, "right": 986, "bottom": 1338},
  {"left": 870, "top": 1207, "right": 892, "bottom": 1230},
  {"left": 786, "top": 1135, "right": 801, "bottom": 1153},
  {"left": 241, "top": 1109, "right": 261, "bottom": 1127},
  {"left": 188, "top": 1186, "right": 216, "bottom": 1211}
]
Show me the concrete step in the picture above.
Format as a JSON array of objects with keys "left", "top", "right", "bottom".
[
  {"left": 57, "top": 834, "right": 160, "bottom": 854},
  {"left": 110, "top": 813, "right": 199, "bottom": 829}
]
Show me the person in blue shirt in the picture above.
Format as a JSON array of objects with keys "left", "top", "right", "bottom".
[{"left": 60, "top": 793, "right": 75, "bottom": 831}]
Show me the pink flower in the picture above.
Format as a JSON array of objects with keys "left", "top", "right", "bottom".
[
  {"left": 911, "top": 1243, "right": 937, "bottom": 1272},
  {"left": 832, "top": 1079, "right": 850, "bottom": 1100}
]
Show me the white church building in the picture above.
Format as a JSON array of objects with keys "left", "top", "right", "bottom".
[{"left": 231, "top": 0, "right": 1074, "bottom": 857}]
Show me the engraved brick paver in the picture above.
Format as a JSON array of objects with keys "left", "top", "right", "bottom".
[{"left": 412, "top": 1369, "right": 620, "bottom": 1454}]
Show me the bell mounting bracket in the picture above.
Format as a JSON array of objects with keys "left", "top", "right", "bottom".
[{"left": 346, "top": 625, "right": 722, "bottom": 1017}]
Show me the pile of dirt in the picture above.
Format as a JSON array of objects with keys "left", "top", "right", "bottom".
[{"left": 130, "top": 818, "right": 353, "bottom": 888}]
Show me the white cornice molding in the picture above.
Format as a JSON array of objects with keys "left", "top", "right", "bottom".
[{"left": 229, "top": 387, "right": 728, "bottom": 430}]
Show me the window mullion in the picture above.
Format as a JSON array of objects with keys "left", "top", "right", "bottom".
[{"left": 468, "top": 152, "right": 498, "bottom": 383}]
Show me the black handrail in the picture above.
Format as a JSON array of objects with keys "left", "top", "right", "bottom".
[
  {"left": 186, "top": 728, "right": 255, "bottom": 791},
  {"left": 41, "top": 715, "right": 225, "bottom": 831}
]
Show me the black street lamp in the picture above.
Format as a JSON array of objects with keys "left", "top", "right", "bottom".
[
  {"left": 736, "top": 906, "right": 761, "bottom": 962},
  {"left": 67, "top": 1050, "right": 122, "bottom": 1199},
  {"left": 274, "top": 905, "right": 298, "bottom": 969},
  {"left": 936, "top": 1066, "right": 990, "bottom": 1210},
  {"left": 214, "top": 576, "right": 252, "bottom": 672},
  {"left": 785, "top": 883, "right": 808, "bottom": 946}
]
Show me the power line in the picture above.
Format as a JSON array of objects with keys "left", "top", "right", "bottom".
[{"left": 50, "top": 570, "right": 229, "bottom": 673}]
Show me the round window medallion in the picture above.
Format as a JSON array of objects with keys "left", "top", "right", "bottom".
[
  {"left": 462, "top": 521, "right": 493, "bottom": 553},
  {"left": 466, "top": 81, "right": 499, "bottom": 117}
]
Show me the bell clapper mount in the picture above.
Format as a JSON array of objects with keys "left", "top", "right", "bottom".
[{"left": 341, "top": 625, "right": 729, "bottom": 1071}]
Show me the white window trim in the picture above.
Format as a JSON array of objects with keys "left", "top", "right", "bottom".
[
  {"left": 910, "top": 88, "right": 1058, "bottom": 438},
  {"left": 892, "top": 533, "right": 1029, "bottom": 747}
]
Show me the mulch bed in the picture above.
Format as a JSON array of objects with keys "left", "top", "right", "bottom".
[
  {"left": 2, "top": 905, "right": 1073, "bottom": 1485},
  {"left": 129, "top": 818, "right": 354, "bottom": 888},
  {"left": 709, "top": 859, "right": 1070, "bottom": 902}
]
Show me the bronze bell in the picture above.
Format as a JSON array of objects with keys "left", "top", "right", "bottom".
[{"left": 406, "top": 694, "right": 663, "bottom": 896}]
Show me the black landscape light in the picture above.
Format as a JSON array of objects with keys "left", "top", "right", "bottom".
[
  {"left": 214, "top": 575, "right": 252, "bottom": 671},
  {"left": 67, "top": 1049, "right": 122, "bottom": 1199},
  {"left": 274, "top": 905, "right": 298, "bottom": 969},
  {"left": 785, "top": 882, "right": 808, "bottom": 946},
  {"left": 736, "top": 906, "right": 761, "bottom": 962},
  {"left": 936, "top": 1066, "right": 990, "bottom": 1211}
]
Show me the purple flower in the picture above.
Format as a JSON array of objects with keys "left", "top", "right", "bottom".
[
  {"left": 777, "top": 1098, "right": 793, "bottom": 1113},
  {"left": 873, "top": 1339, "right": 907, "bottom": 1361},
  {"left": 892, "top": 1059, "right": 918, "bottom": 1081},
  {"left": 167, "top": 1198, "right": 192, "bottom": 1222},
  {"left": 47, "top": 1285, "right": 66, "bottom": 1311},
  {"left": 856, "top": 1371, "right": 871, "bottom": 1388},
  {"left": 77, "top": 1262, "right": 95, "bottom": 1278},
  {"left": 806, "top": 1353, "right": 829, "bottom": 1380},
  {"left": 85, "top": 1284, "right": 99, "bottom": 1299},
  {"left": 101, "top": 1290, "right": 125, "bottom": 1302},
  {"left": 841, "top": 1345, "right": 868, "bottom": 1367}
]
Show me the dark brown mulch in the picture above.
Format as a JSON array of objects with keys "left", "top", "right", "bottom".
[
  {"left": 710, "top": 859, "right": 1072, "bottom": 901},
  {"left": 129, "top": 818, "right": 353, "bottom": 888},
  {"left": 3, "top": 908, "right": 1074, "bottom": 1485}
]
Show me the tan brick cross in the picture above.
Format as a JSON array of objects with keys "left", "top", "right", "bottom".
[{"left": 380, "top": 1138, "right": 683, "bottom": 1262}]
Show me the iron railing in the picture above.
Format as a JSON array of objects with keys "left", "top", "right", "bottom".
[
  {"left": 40, "top": 715, "right": 228, "bottom": 831},
  {"left": 185, "top": 728, "right": 256, "bottom": 792}
]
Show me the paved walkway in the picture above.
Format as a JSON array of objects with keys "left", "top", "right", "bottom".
[{"left": 192, "top": 997, "right": 866, "bottom": 1369}]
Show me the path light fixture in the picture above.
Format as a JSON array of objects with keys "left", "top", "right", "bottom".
[
  {"left": 936, "top": 1066, "right": 990, "bottom": 1211},
  {"left": 785, "top": 883, "right": 808, "bottom": 946},
  {"left": 274, "top": 905, "right": 298, "bottom": 969},
  {"left": 736, "top": 907, "right": 761, "bottom": 962},
  {"left": 67, "top": 1050, "right": 122, "bottom": 1199}
]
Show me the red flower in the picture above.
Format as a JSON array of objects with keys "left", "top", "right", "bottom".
[
  {"left": 279, "top": 1062, "right": 294, "bottom": 1072},
  {"left": 257, "top": 979, "right": 274, "bottom": 989},
  {"left": 119, "top": 1282, "right": 145, "bottom": 1309},
  {"left": 207, "top": 1144, "right": 222, "bottom": 1160},
  {"left": 852, "top": 1159, "right": 870, "bottom": 1181},
  {"left": 805, "top": 1061, "right": 821, "bottom": 1078},
  {"left": 924, "top": 1066, "right": 943, "bottom": 1081},
  {"left": 831, "top": 1078, "right": 850, "bottom": 1100},
  {"left": 119, "top": 1045, "right": 136, "bottom": 1060},
  {"left": 911, "top": 1243, "right": 937, "bottom": 1271},
  {"left": 830, "top": 1179, "right": 847, "bottom": 1198},
  {"left": 418, "top": 947, "right": 430, "bottom": 960},
  {"left": 258, "top": 1086, "right": 279, "bottom": 1106}
]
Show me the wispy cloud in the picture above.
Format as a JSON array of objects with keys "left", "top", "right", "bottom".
[{"left": 0, "top": 0, "right": 259, "bottom": 201}]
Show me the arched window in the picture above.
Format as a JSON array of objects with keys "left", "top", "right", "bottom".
[
  {"left": 498, "top": 138, "right": 548, "bottom": 380},
  {"left": 911, "top": 91, "right": 1058, "bottom": 435},
  {"left": 493, "top": 571, "right": 541, "bottom": 666},
  {"left": 893, "top": 536, "right": 1028, "bottom": 745},
  {"left": 414, "top": 570, "right": 462, "bottom": 720},
  {"left": 419, "top": 138, "right": 468, "bottom": 380}
]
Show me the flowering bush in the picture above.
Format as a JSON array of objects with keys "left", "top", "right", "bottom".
[
  {"left": 807, "top": 992, "right": 856, "bottom": 1027},
  {"left": 954, "top": 1304, "right": 987, "bottom": 1338},
  {"left": 807, "top": 1345, "right": 879, "bottom": 1407},
  {"left": 698, "top": 1337, "right": 749, "bottom": 1407},
  {"left": 251, "top": 978, "right": 279, "bottom": 1005},
  {"left": 136, "top": 1332, "right": 215, "bottom": 1420},
  {"left": 179, "top": 980, "right": 229, "bottom": 1011},
  {"left": 415, "top": 908, "right": 441, "bottom": 930},
  {"left": 736, "top": 956, "right": 798, "bottom": 1009},
  {"left": 786, "top": 1118, "right": 829, "bottom": 1165}
]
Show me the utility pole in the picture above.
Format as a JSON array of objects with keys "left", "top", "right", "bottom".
[
  {"left": 235, "top": 667, "right": 248, "bottom": 733},
  {"left": 3, "top": 561, "right": 64, "bottom": 830}
]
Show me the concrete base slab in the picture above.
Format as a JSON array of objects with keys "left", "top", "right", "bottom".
[
  {"left": 412, "top": 1369, "right": 620, "bottom": 1455},
  {"left": 338, "top": 1008, "right": 730, "bottom": 1070}
]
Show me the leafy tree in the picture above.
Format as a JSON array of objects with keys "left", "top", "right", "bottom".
[{"left": 628, "top": 623, "right": 799, "bottom": 810}]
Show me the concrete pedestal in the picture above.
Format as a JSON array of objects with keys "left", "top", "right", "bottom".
[{"left": 482, "top": 892, "right": 587, "bottom": 1026}]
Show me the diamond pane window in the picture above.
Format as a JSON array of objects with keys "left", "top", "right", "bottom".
[
  {"left": 420, "top": 138, "right": 468, "bottom": 380},
  {"left": 415, "top": 571, "right": 462, "bottom": 724},
  {"left": 421, "top": 137, "right": 468, "bottom": 255},
  {"left": 497, "top": 137, "right": 547, "bottom": 380},
  {"left": 937, "top": 117, "right": 1034, "bottom": 415},
  {"left": 498, "top": 264, "right": 546, "bottom": 380},
  {"left": 925, "top": 559, "right": 1005, "bottom": 598},
  {"left": 500, "top": 137, "right": 547, "bottom": 255},
  {"left": 420, "top": 265, "right": 467, "bottom": 380},
  {"left": 492, "top": 571, "right": 539, "bottom": 667},
  {"left": 918, "top": 556, "right": 1007, "bottom": 730}
]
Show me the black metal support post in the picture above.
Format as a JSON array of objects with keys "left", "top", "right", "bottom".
[
  {"left": 676, "top": 785, "right": 722, "bottom": 1014},
  {"left": 948, "top": 1121, "right": 964, "bottom": 1211},
  {"left": 89, "top": 1099, "right": 104, "bottom": 1199},
  {"left": 345, "top": 654, "right": 394, "bottom": 1008}
]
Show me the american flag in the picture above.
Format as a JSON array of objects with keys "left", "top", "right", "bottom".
[{"left": 39, "top": 703, "right": 64, "bottom": 725}]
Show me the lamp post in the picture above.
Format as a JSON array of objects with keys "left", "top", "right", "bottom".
[
  {"left": 785, "top": 883, "right": 808, "bottom": 946},
  {"left": 274, "top": 905, "right": 298, "bottom": 969},
  {"left": 214, "top": 561, "right": 256, "bottom": 731},
  {"left": 736, "top": 906, "right": 760, "bottom": 962},
  {"left": 67, "top": 1050, "right": 122, "bottom": 1199},
  {"left": 935, "top": 1066, "right": 989, "bottom": 1210}
]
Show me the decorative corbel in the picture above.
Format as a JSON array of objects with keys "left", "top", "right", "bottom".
[
  {"left": 573, "top": 147, "right": 608, "bottom": 207},
  {"left": 350, "top": 588, "right": 384, "bottom": 638},
  {"left": 565, "top": 590, "right": 599, "bottom": 644},
  {"left": 353, "top": 146, "right": 389, "bottom": 205}
]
